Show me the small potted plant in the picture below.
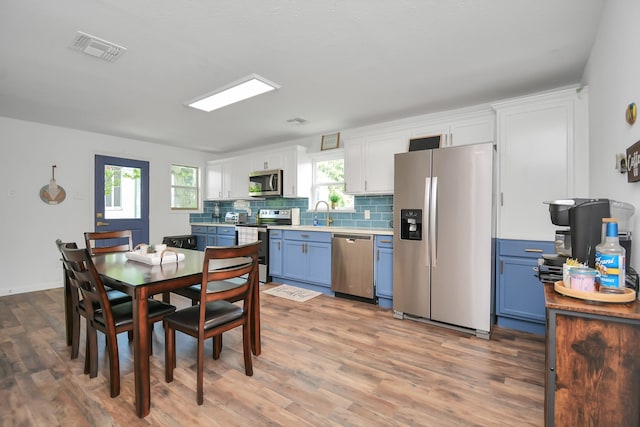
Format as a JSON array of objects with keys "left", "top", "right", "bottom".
[{"left": 329, "top": 192, "right": 341, "bottom": 209}]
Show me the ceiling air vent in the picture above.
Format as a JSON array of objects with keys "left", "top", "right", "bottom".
[{"left": 71, "top": 31, "right": 126, "bottom": 62}]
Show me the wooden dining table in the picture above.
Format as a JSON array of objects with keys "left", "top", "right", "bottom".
[{"left": 90, "top": 248, "right": 261, "bottom": 418}]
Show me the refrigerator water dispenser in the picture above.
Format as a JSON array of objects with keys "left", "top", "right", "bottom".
[{"left": 400, "top": 209, "right": 422, "bottom": 240}]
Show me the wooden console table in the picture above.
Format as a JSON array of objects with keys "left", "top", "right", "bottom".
[{"left": 544, "top": 283, "right": 640, "bottom": 426}]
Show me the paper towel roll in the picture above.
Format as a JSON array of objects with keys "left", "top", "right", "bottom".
[{"left": 291, "top": 208, "right": 300, "bottom": 226}]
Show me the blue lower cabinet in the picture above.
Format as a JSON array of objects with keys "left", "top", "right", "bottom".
[
  {"left": 375, "top": 235, "right": 393, "bottom": 308},
  {"left": 271, "top": 230, "right": 332, "bottom": 294},
  {"left": 190, "top": 225, "right": 237, "bottom": 250},
  {"left": 217, "top": 226, "right": 236, "bottom": 247},
  {"left": 496, "top": 239, "right": 554, "bottom": 335},
  {"left": 191, "top": 225, "right": 207, "bottom": 251},
  {"left": 268, "top": 230, "right": 283, "bottom": 277}
]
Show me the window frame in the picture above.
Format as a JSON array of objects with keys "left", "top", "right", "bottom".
[{"left": 170, "top": 164, "right": 200, "bottom": 211}]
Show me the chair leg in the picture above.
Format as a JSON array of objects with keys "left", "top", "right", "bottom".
[
  {"left": 86, "top": 326, "right": 99, "bottom": 378},
  {"left": 212, "top": 334, "right": 222, "bottom": 360},
  {"left": 149, "top": 325, "right": 153, "bottom": 354},
  {"left": 164, "top": 321, "right": 175, "bottom": 382},
  {"left": 70, "top": 311, "right": 80, "bottom": 359},
  {"left": 83, "top": 332, "right": 91, "bottom": 375},
  {"left": 105, "top": 332, "right": 121, "bottom": 398},
  {"left": 242, "top": 323, "right": 253, "bottom": 376},
  {"left": 197, "top": 335, "right": 205, "bottom": 405}
]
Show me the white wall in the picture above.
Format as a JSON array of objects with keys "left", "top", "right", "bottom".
[
  {"left": 583, "top": 0, "right": 640, "bottom": 268},
  {"left": 0, "top": 117, "right": 210, "bottom": 295}
]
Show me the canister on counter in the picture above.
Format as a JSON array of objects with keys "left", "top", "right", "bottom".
[{"left": 569, "top": 267, "right": 598, "bottom": 292}]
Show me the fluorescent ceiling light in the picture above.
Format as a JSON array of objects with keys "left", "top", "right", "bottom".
[{"left": 187, "top": 74, "right": 280, "bottom": 112}]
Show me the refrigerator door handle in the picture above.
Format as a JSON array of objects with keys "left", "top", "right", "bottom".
[
  {"left": 425, "top": 177, "right": 431, "bottom": 267},
  {"left": 430, "top": 176, "right": 438, "bottom": 267}
]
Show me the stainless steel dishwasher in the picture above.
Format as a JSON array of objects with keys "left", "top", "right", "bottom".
[{"left": 331, "top": 233, "right": 375, "bottom": 302}]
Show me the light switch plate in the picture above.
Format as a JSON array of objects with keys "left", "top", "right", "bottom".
[{"left": 364, "top": 210, "right": 370, "bottom": 220}]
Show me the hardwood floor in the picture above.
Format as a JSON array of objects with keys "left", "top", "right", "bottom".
[{"left": 0, "top": 284, "right": 545, "bottom": 426}]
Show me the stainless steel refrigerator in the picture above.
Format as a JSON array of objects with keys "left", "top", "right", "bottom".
[{"left": 393, "top": 142, "right": 495, "bottom": 338}]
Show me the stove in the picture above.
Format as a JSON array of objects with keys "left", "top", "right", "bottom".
[{"left": 236, "top": 209, "right": 292, "bottom": 282}]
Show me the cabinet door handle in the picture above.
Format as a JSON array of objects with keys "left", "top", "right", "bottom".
[
  {"left": 525, "top": 248, "right": 543, "bottom": 253},
  {"left": 365, "top": 180, "right": 368, "bottom": 191},
  {"left": 301, "top": 234, "right": 309, "bottom": 238},
  {"left": 377, "top": 249, "right": 380, "bottom": 261},
  {"left": 277, "top": 241, "right": 280, "bottom": 251},
  {"left": 380, "top": 239, "right": 392, "bottom": 244},
  {"left": 500, "top": 260, "right": 504, "bottom": 274}
]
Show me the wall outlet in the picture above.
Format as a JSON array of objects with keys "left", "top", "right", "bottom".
[{"left": 364, "top": 210, "right": 370, "bottom": 220}]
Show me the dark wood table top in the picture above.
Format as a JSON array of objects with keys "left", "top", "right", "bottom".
[
  {"left": 544, "top": 282, "right": 640, "bottom": 321},
  {"left": 93, "top": 248, "right": 251, "bottom": 288}
]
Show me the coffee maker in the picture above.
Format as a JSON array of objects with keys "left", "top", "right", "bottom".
[{"left": 546, "top": 198, "right": 634, "bottom": 269}]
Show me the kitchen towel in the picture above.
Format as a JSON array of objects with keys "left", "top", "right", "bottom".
[{"left": 237, "top": 226, "right": 259, "bottom": 245}]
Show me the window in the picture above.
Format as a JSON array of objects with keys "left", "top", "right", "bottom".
[
  {"left": 311, "top": 151, "right": 354, "bottom": 210},
  {"left": 170, "top": 164, "right": 199, "bottom": 210}
]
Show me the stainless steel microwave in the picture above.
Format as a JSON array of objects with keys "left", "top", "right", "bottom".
[{"left": 249, "top": 169, "right": 283, "bottom": 197}]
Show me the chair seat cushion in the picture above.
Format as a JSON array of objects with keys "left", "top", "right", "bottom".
[
  {"left": 94, "top": 299, "right": 176, "bottom": 328},
  {"left": 164, "top": 301, "right": 243, "bottom": 332}
]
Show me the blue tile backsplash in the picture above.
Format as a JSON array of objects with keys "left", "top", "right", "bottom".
[{"left": 190, "top": 195, "right": 394, "bottom": 229}]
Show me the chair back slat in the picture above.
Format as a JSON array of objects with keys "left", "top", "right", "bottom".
[
  {"left": 199, "top": 242, "right": 261, "bottom": 319},
  {"left": 59, "top": 245, "right": 112, "bottom": 322},
  {"left": 84, "top": 230, "right": 133, "bottom": 256}
]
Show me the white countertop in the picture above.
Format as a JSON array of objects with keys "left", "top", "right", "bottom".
[{"left": 190, "top": 223, "right": 393, "bottom": 236}]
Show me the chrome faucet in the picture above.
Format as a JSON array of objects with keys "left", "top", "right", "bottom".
[{"left": 314, "top": 200, "right": 333, "bottom": 227}]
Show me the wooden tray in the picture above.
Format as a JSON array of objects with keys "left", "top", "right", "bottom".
[{"left": 554, "top": 281, "right": 636, "bottom": 303}]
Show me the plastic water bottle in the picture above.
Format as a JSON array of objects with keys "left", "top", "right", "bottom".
[
  {"left": 595, "top": 218, "right": 626, "bottom": 293},
  {"left": 313, "top": 216, "right": 318, "bottom": 226}
]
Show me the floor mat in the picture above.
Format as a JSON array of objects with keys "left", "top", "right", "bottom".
[{"left": 262, "top": 284, "right": 322, "bottom": 302}]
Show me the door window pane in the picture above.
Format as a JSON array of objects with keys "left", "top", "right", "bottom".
[{"left": 104, "top": 165, "right": 141, "bottom": 219}]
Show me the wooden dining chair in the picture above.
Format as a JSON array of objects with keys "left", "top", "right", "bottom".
[
  {"left": 60, "top": 245, "right": 177, "bottom": 398},
  {"left": 56, "top": 239, "right": 131, "bottom": 361},
  {"left": 84, "top": 230, "right": 134, "bottom": 256},
  {"left": 163, "top": 241, "right": 260, "bottom": 405}
]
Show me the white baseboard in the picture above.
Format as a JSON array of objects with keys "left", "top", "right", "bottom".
[{"left": 0, "top": 281, "right": 62, "bottom": 297}]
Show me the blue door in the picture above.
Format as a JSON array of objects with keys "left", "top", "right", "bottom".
[{"left": 94, "top": 155, "right": 149, "bottom": 247}]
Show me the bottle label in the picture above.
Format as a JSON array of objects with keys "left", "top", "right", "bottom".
[{"left": 596, "top": 253, "right": 625, "bottom": 288}]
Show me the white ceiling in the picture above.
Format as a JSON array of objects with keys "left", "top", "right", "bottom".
[{"left": 0, "top": 0, "right": 605, "bottom": 154}]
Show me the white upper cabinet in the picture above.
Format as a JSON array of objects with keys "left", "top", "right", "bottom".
[
  {"left": 205, "top": 162, "right": 225, "bottom": 200},
  {"left": 251, "top": 151, "right": 285, "bottom": 172},
  {"left": 206, "top": 145, "right": 310, "bottom": 200},
  {"left": 205, "top": 156, "right": 251, "bottom": 200},
  {"left": 344, "top": 132, "right": 408, "bottom": 195},
  {"left": 409, "top": 111, "right": 495, "bottom": 147},
  {"left": 280, "top": 145, "right": 311, "bottom": 198},
  {"left": 493, "top": 88, "right": 589, "bottom": 240}
]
